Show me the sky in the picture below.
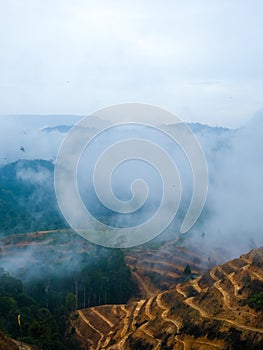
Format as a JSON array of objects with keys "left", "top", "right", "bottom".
[{"left": 0, "top": 0, "right": 263, "bottom": 128}]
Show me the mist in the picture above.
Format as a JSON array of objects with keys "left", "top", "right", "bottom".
[
  {"left": 193, "top": 112, "right": 263, "bottom": 259},
  {"left": 0, "top": 113, "right": 262, "bottom": 269}
]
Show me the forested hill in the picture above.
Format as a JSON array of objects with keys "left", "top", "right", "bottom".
[{"left": 0, "top": 159, "right": 66, "bottom": 235}]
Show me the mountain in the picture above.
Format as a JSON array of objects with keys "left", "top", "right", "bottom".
[
  {"left": 41, "top": 125, "right": 73, "bottom": 133},
  {"left": 187, "top": 122, "right": 230, "bottom": 134},
  {"left": 160, "top": 122, "right": 231, "bottom": 134},
  {"left": 71, "top": 246, "right": 263, "bottom": 349}
]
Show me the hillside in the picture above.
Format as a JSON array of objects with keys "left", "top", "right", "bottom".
[
  {"left": 123, "top": 235, "right": 223, "bottom": 296},
  {"left": 0, "top": 160, "right": 66, "bottom": 234},
  {"left": 71, "top": 246, "right": 263, "bottom": 349},
  {"left": 0, "top": 230, "right": 138, "bottom": 349},
  {"left": 0, "top": 331, "right": 18, "bottom": 350}
]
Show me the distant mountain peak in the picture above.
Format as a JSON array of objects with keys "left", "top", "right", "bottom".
[{"left": 41, "top": 125, "right": 73, "bottom": 133}]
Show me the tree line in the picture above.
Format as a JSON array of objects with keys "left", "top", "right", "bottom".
[{"left": 0, "top": 249, "right": 138, "bottom": 349}]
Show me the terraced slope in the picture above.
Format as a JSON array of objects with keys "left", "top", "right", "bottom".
[
  {"left": 72, "top": 246, "right": 263, "bottom": 349},
  {"left": 124, "top": 236, "right": 222, "bottom": 293}
]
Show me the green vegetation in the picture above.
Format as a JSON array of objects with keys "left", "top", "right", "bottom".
[
  {"left": 0, "top": 267, "right": 75, "bottom": 349},
  {"left": 0, "top": 248, "right": 138, "bottom": 349},
  {"left": 248, "top": 292, "right": 263, "bottom": 311},
  {"left": 0, "top": 160, "right": 67, "bottom": 235},
  {"left": 242, "top": 275, "right": 263, "bottom": 311}
]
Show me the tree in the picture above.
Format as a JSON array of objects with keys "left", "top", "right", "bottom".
[
  {"left": 184, "top": 264, "right": 191, "bottom": 275},
  {"left": 65, "top": 293, "right": 76, "bottom": 312},
  {"left": 248, "top": 292, "right": 263, "bottom": 311},
  {"left": 29, "top": 308, "right": 59, "bottom": 349}
]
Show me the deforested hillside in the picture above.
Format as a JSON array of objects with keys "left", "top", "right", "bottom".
[{"left": 71, "top": 246, "right": 263, "bottom": 349}]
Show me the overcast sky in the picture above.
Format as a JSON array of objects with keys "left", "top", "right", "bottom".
[{"left": 0, "top": 0, "right": 262, "bottom": 127}]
